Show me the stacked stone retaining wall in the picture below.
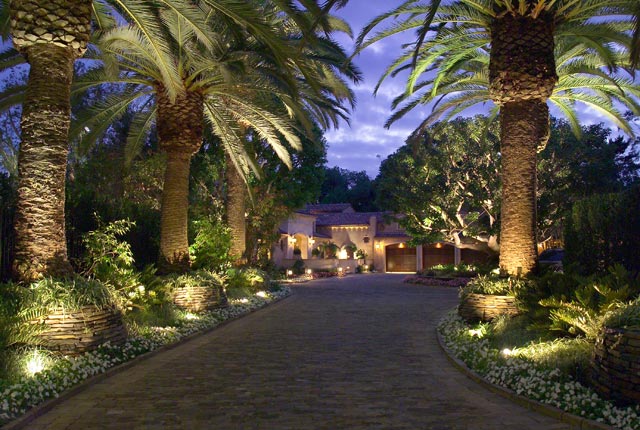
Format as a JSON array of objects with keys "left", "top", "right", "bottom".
[
  {"left": 33, "top": 306, "right": 127, "bottom": 355},
  {"left": 173, "top": 285, "right": 226, "bottom": 312},
  {"left": 590, "top": 327, "right": 640, "bottom": 406},
  {"left": 458, "top": 293, "right": 519, "bottom": 322}
]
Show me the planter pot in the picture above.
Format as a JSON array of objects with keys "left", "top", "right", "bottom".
[
  {"left": 589, "top": 327, "right": 640, "bottom": 406},
  {"left": 458, "top": 293, "right": 519, "bottom": 323},
  {"left": 32, "top": 306, "right": 127, "bottom": 355},
  {"left": 173, "top": 284, "right": 227, "bottom": 312}
]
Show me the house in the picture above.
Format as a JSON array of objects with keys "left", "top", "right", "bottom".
[{"left": 272, "top": 204, "right": 490, "bottom": 273}]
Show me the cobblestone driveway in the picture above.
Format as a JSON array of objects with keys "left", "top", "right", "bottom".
[{"left": 24, "top": 274, "right": 569, "bottom": 429}]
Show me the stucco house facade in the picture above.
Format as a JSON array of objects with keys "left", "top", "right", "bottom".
[{"left": 272, "top": 204, "right": 489, "bottom": 273}]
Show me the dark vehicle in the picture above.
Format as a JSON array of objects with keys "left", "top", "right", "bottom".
[{"left": 539, "top": 248, "right": 564, "bottom": 272}]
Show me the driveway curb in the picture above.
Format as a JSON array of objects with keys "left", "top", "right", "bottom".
[
  {"left": 436, "top": 329, "right": 614, "bottom": 430},
  {"left": 1, "top": 293, "right": 293, "bottom": 430}
]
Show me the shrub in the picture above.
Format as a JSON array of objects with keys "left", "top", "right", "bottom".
[
  {"left": 226, "top": 268, "right": 269, "bottom": 298},
  {"left": 189, "top": 218, "right": 232, "bottom": 272},
  {"left": 25, "top": 277, "right": 117, "bottom": 312},
  {"left": 0, "top": 283, "right": 46, "bottom": 380},
  {"left": 601, "top": 297, "right": 640, "bottom": 330},
  {"left": 564, "top": 185, "right": 640, "bottom": 275},
  {"left": 460, "top": 276, "right": 527, "bottom": 298},
  {"left": 291, "top": 259, "right": 305, "bottom": 276},
  {"left": 535, "top": 265, "right": 640, "bottom": 339},
  {"left": 80, "top": 218, "right": 161, "bottom": 313},
  {"left": 355, "top": 249, "right": 367, "bottom": 260}
]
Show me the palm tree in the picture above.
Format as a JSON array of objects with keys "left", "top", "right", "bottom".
[
  {"left": 4, "top": 0, "right": 93, "bottom": 281},
  {"left": 0, "top": 0, "right": 244, "bottom": 280},
  {"left": 73, "top": 1, "right": 359, "bottom": 271},
  {"left": 356, "top": 0, "right": 639, "bottom": 275}
]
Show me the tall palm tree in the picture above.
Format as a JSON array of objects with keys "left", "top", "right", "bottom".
[
  {"left": 356, "top": 0, "right": 639, "bottom": 275},
  {"left": 0, "top": 0, "right": 246, "bottom": 280},
  {"left": 6, "top": 0, "right": 93, "bottom": 281},
  {"left": 73, "top": 2, "right": 359, "bottom": 271}
]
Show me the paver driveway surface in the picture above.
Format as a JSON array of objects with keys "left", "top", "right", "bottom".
[{"left": 23, "top": 274, "right": 570, "bottom": 430}]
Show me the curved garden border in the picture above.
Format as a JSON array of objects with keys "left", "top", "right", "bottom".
[
  {"left": 436, "top": 329, "right": 615, "bottom": 430},
  {"left": 1, "top": 292, "right": 293, "bottom": 430}
]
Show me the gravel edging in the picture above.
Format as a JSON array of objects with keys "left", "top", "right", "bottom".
[
  {"left": 1, "top": 293, "right": 293, "bottom": 430},
  {"left": 436, "top": 329, "right": 615, "bottom": 430}
]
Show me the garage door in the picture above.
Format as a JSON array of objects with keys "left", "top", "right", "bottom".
[
  {"left": 423, "top": 243, "right": 455, "bottom": 269},
  {"left": 386, "top": 244, "right": 416, "bottom": 272}
]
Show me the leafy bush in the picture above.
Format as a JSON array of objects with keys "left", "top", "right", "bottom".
[
  {"left": 226, "top": 268, "right": 268, "bottom": 298},
  {"left": 602, "top": 297, "right": 640, "bottom": 330},
  {"left": 0, "top": 284, "right": 46, "bottom": 380},
  {"left": 80, "top": 219, "right": 162, "bottom": 312},
  {"left": 189, "top": 218, "right": 232, "bottom": 272},
  {"left": 564, "top": 185, "right": 640, "bottom": 274},
  {"left": 460, "top": 276, "right": 527, "bottom": 298},
  {"left": 535, "top": 265, "right": 640, "bottom": 339},
  {"left": 355, "top": 249, "right": 367, "bottom": 260},
  {"left": 320, "top": 242, "right": 338, "bottom": 259},
  {"left": 26, "top": 277, "right": 117, "bottom": 312},
  {"left": 291, "top": 259, "right": 305, "bottom": 275},
  {"left": 162, "top": 270, "right": 226, "bottom": 298},
  {"left": 422, "top": 263, "right": 479, "bottom": 278}
]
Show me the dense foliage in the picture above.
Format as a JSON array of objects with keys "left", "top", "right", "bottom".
[{"left": 564, "top": 186, "right": 640, "bottom": 275}]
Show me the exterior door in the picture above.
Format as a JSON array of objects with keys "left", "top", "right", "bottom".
[
  {"left": 423, "top": 243, "right": 455, "bottom": 268},
  {"left": 386, "top": 244, "right": 416, "bottom": 272}
]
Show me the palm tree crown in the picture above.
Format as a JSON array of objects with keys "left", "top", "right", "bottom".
[{"left": 357, "top": 0, "right": 639, "bottom": 275}]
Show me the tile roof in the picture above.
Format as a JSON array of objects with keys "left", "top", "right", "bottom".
[
  {"left": 300, "top": 203, "right": 353, "bottom": 214},
  {"left": 375, "top": 232, "right": 411, "bottom": 238},
  {"left": 315, "top": 212, "right": 383, "bottom": 226}
]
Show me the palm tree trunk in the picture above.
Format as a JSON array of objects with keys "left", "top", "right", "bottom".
[
  {"left": 156, "top": 87, "right": 204, "bottom": 273},
  {"left": 158, "top": 151, "right": 193, "bottom": 273},
  {"left": 499, "top": 100, "right": 549, "bottom": 275},
  {"left": 10, "top": 0, "right": 92, "bottom": 281},
  {"left": 12, "top": 44, "right": 75, "bottom": 281},
  {"left": 225, "top": 153, "right": 247, "bottom": 264},
  {"left": 489, "top": 13, "right": 557, "bottom": 276}
]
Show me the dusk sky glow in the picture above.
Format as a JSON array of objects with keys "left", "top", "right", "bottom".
[{"left": 326, "top": 1, "right": 638, "bottom": 178}]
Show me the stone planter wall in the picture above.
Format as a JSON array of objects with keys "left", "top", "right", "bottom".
[
  {"left": 32, "top": 306, "right": 127, "bottom": 355},
  {"left": 589, "top": 327, "right": 640, "bottom": 406},
  {"left": 458, "top": 293, "right": 519, "bottom": 322},
  {"left": 173, "top": 285, "right": 226, "bottom": 312}
]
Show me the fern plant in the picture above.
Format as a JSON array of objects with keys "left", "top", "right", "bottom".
[{"left": 540, "top": 265, "right": 639, "bottom": 339}]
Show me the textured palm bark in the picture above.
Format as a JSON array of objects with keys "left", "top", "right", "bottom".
[
  {"left": 10, "top": 0, "right": 92, "bottom": 281},
  {"left": 225, "top": 153, "right": 247, "bottom": 264},
  {"left": 489, "top": 13, "right": 556, "bottom": 276},
  {"left": 499, "top": 100, "right": 549, "bottom": 275},
  {"left": 156, "top": 88, "right": 204, "bottom": 273}
]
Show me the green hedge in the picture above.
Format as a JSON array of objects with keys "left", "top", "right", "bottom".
[{"left": 564, "top": 185, "right": 640, "bottom": 274}]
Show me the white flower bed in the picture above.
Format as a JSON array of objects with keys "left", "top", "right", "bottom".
[
  {"left": 0, "top": 288, "right": 290, "bottom": 425},
  {"left": 438, "top": 312, "right": 640, "bottom": 430}
]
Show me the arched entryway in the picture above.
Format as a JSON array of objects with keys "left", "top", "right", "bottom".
[{"left": 386, "top": 243, "right": 416, "bottom": 272}]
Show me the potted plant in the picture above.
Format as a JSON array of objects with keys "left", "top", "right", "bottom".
[
  {"left": 458, "top": 276, "right": 522, "bottom": 322},
  {"left": 355, "top": 249, "right": 367, "bottom": 263},
  {"left": 311, "top": 248, "right": 321, "bottom": 259},
  {"left": 323, "top": 242, "right": 338, "bottom": 259}
]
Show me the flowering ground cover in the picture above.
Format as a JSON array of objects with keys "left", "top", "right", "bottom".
[
  {"left": 438, "top": 311, "right": 640, "bottom": 430},
  {"left": 0, "top": 289, "right": 290, "bottom": 426}
]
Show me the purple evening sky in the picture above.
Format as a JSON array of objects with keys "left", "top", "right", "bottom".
[{"left": 326, "top": 1, "right": 637, "bottom": 178}]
